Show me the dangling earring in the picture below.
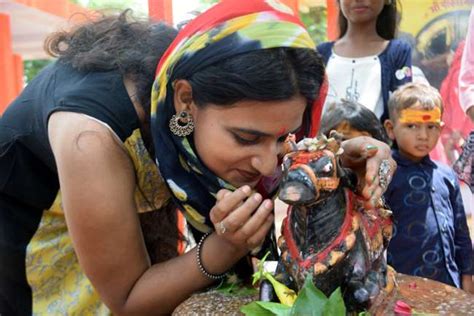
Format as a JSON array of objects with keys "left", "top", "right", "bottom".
[
  {"left": 384, "top": 0, "right": 392, "bottom": 5},
  {"left": 169, "top": 111, "right": 195, "bottom": 137}
]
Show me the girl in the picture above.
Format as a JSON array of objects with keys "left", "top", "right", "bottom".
[
  {"left": 317, "top": 0, "right": 412, "bottom": 123},
  {"left": 320, "top": 99, "right": 390, "bottom": 144}
]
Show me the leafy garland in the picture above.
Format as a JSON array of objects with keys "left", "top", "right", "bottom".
[{"left": 240, "top": 252, "right": 346, "bottom": 316}]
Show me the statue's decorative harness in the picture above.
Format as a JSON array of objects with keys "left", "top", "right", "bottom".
[{"left": 274, "top": 135, "right": 393, "bottom": 311}]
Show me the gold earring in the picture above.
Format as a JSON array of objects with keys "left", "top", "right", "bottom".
[{"left": 169, "top": 111, "right": 195, "bottom": 137}]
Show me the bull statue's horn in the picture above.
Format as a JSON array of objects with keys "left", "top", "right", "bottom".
[{"left": 295, "top": 135, "right": 343, "bottom": 155}]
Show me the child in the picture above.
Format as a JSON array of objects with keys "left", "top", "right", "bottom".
[
  {"left": 320, "top": 99, "right": 390, "bottom": 144},
  {"left": 317, "top": 0, "right": 412, "bottom": 123},
  {"left": 383, "top": 82, "right": 473, "bottom": 291}
]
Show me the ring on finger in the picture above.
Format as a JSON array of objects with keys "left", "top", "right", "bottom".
[
  {"left": 378, "top": 159, "right": 392, "bottom": 191},
  {"left": 217, "top": 221, "right": 227, "bottom": 234}
]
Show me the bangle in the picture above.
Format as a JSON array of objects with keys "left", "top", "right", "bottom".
[{"left": 196, "top": 232, "right": 227, "bottom": 280}]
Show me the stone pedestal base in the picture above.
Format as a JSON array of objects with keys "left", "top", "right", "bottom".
[{"left": 173, "top": 273, "right": 474, "bottom": 315}]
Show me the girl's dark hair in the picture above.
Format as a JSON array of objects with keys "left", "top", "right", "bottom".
[
  {"left": 45, "top": 10, "right": 178, "bottom": 123},
  {"left": 338, "top": 0, "right": 399, "bottom": 40},
  {"left": 45, "top": 10, "right": 180, "bottom": 263},
  {"left": 185, "top": 47, "right": 325, "bottom": 115},
  {"left": 320, "top": 99, "right": 390, "bottom": 144}
]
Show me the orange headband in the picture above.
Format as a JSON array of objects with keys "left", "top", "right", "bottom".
[{"left": 398, "top": 107, "right": 442, "bottom": 124}]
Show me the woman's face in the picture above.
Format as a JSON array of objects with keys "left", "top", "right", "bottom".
[
  {"left": 339, "top": 0, "right": 385, "bottom": 24},
  {"left": 190, "top": 96, "right": 307, "bottom": 188}
]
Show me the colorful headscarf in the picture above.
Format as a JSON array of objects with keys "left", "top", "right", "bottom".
[{"left": 151, "top": 0, "right": 325, "bottom": 233}]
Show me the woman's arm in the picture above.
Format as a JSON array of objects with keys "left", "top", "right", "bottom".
[{"left": 48, "top": 112, "right": 261, "bottom": 314}]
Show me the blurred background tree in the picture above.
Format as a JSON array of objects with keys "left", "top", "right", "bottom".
[
  {"left": 23, "top": 60, "right": 51, "bottom": 84},
  {"left": 300, "top": 6, "right": 327, "bottom": 44},
  {"left": 23, "top": 0, "right": 144, "bottom": 84}
]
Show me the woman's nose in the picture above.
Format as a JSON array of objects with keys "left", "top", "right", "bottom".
[{"left": 251, "top": 143, "right": 281, "bottom": 176}]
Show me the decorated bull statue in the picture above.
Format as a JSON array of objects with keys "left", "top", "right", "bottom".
[{"left": 274, "top": 134, "right": 393, "bottom": 312}]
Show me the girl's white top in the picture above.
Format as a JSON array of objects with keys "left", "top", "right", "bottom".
[{"left": 324, "top": 52, "right": 383, "bottom": 118}]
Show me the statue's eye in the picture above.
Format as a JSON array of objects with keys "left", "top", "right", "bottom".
[
  {"left": 310, "top": 156, "right": 333, "bottom": 177},
  {"left": 322, "top": 163, "right": 333, "bottom": 173}
]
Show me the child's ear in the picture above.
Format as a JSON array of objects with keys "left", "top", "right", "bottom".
[
  {"left": 439, "top": 121, "right": 445, "bottom": 131},
  {"left": 383, "top": 119, "right": 396, "bottom": 141}
]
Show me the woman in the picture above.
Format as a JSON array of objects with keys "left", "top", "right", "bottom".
[
  {"left": 317, "top": 0, "right": 412, "bottom": 123},
  {"left": 0, "top": 0, "right": 395, "bottom": 314}
]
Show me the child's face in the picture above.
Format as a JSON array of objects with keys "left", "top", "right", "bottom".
[
  {"left": 333, "top": 120, "right": 371, "bottom": 140},
  {"left": 384, "top": 103, "right": 442, "bottom": 162}
]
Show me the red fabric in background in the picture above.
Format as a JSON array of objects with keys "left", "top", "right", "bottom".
[
  {"left": 431, "top": 41, "right": 474, "bottom": 164},
  {"left": 440, "top": 41, "right": 474, "bottom": 140}
]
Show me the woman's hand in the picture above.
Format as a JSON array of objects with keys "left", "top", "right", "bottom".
[
  {"left": 209, "top": 186, "right": 274, "bottom": 254},
  {"left": 340, "top": 136, "right": 396, "bottom": 208}
]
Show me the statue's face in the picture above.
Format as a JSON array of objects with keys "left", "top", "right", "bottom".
[{"left": 279, "top": 149, "right": 339, "bottom": 205}]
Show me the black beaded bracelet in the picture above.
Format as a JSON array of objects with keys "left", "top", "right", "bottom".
[{"left": 196, "top": 232, "right": 227, "bottom": 280}]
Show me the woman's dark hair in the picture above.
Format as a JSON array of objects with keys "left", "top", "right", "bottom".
[
  {"left": 338, "top": 0, "right": 399, "bottom": 40},
  {"left": 320, "top": 99, "right": 390, "bottom": 144},
  {"left": 45, "top": 10, "right": 178, "bottom": 122},
  {"left": 185, "top": 47, "right": 325, "bottom": 116}
]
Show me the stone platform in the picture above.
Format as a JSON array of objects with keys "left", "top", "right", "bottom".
[{"left": 173, "top": 273, "right": 474, "bottom": 315}]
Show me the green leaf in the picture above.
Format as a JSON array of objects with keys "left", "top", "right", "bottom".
[
  {"left": 257, "top": 302, "right": 292, "bottom": 316},
  {"left": 323, "top": 287, "right": 346, "bottom": 316},
  {"left": 241, "top": 302, "right": 274, "bottom": 316},
  {"left": 215, "top": 273, "right": 258, "bottom": 297},
  {"left": 252, "top": 251, "right": 271, "bottom": 285},
  {"left": 241, "top": 301, "right": 291, "bottom": 316},
  {"left": 290, "top": 275, "right": 328, "bottom": 316}
]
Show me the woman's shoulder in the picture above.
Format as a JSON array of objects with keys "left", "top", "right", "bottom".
[
  {"left": 54, "top": 61, "right": 126, "bottom": 96},
  {"left": 51, "top": 61, "right": 139, "bottom": 142}
]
